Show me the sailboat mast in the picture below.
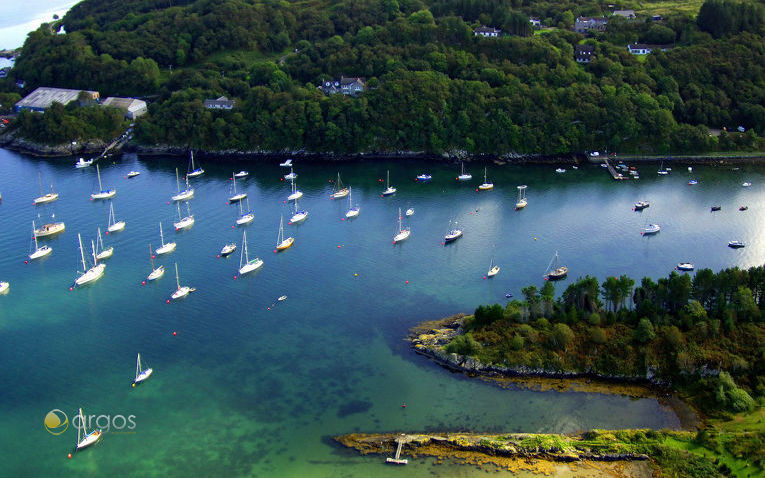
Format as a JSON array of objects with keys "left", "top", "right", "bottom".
[
  {"left": 91, "top": 240, "right": 98, "bottom": 266},
  {"left": 159, "top": 222, "right": 165, "bottom": 246},
  {"left": 78, "top": 408, "right": 85, "bottom": 443},
  {"left": 136, "top": 354, "right": 141, "bottom": 379},
  {"left": 241, "top": 231, "right": 248, "bottom": 267},
  {"left": 175, "top": 263, "right": 180, "bottom": 289},
  {"left": 96, "top": 164, "right": 103, "bottom": 190},
  {"left": 149, "top": 244, "right": 155, "bottom": 268},
  {"left": 38, "top": 171, "right": 43, "bottom": 196},
  {"left": 175, "top": 168, "right": 180, "bottom": 191},
  {"left": 78, "top": 233, "right": 87, "bottom": 271},
  {"left": 32, "top": 221, "right": 39, "bottom": 249}
]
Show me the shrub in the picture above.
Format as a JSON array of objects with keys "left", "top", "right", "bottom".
[{"left": 549, "top": 323, "right": 574, "bottom": 350}]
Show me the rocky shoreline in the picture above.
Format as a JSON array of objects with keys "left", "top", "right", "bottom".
[
  {"left": 409, "top": 315, "right": 667, "bottom": 385},
  {"left": 0, "top": 130, "right": 110, "bottom": 157}
]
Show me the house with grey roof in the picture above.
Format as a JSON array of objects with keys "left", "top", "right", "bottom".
[
  {"left": 474, "top": 26, "right": 501, "bottom": 37},
  {"left": 574, "top": 17, "right": 608, "bottom": 33},
  {"left": 203, "top": 96, "right": 235, "bottom": 110},
  {"left": 15, "top": 87, "right": 99, "bottom": 113}
]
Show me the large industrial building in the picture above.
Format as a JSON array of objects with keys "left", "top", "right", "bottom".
[{"left": 14, "top": 87, "right": 99, "bottom": 113}]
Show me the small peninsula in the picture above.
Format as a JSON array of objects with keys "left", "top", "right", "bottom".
[{"left": 338, "top": 266, "right": 765, "bottom": 476}]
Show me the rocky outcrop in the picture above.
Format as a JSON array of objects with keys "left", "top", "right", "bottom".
[{"left": 0, "top": 130, "right": 110, "bottom": 157}]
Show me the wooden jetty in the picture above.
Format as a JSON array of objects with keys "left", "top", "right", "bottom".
[
  {"left": 604, "top": 157, "right": 629, "bottom": 180},
  {"left": 385, "top": 434, "right": 409, "bottom": 465}
]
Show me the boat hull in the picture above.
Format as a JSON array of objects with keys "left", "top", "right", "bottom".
[
  {"left": 147, "top": 266, "right": 165, "bottom": 281},
  {"left": 276, "top": 238, "right": 294, "bottom": 251},
  {"left": 236, "top": 214, "right": 254, "bottom": 225},
  {"left": 29, "top": 246, "right": 53, "bottom": 260},
  {"left": 290, "top": 212, "right": 308, "bottom": 223},
  {"left": 393, "top": 230, "right": 410, "bottom": 243},
  {"left": 172, "top": 190, "right": 194, "bottom": 201},
  {"left": 75, "top": 263, "right": 106, "bottom": 286},
  {"left": 229, "top": 193, "right": 247, "bottom": 202},
  {"left": 155, "top": 243, "right": 176, "bottom": 255},
  {"left": 96, "top": 247, "right": 114, "bottom": 260},
  {"left": 134, "top": 368, "right": 153, "bottom": 384},
  {"left": 346, "top": 208, "right": 360, "bottom": 218},
  {"left": 220, "top": 244, "right": 237, "bottom": 256},
  {"left": 487, "top": 266, "right": 500, "bottom": 277},
  {"left": 171, "top": 286, "right": 191, "bottom": 300},
  {"left": 108, "top": 221, "right": 125, "bottom": 233},
  {"left": 239, "top": 259, "right": 264, "bottom": 275},
  {"left": 35, "top": 222, "right": 65, "bottom": 237},
  {"left": 331, "top": 188, "right": 349, "bottom": 199},
  {"left": 382, "top": 188, "right": 396, "bottom": 196},
  {"left": 478, "top": 183, "right": 494, "bottom": 190},
  {"left": 91, "top": 190, "right": 116, "bottom": 200},
  {"left": 34, "top": 193, "right": 59, "bottom": 204},
  {"left": 76, "top": 431, "right": 102, "bottom": 449},
  {"left": 187, "top": 169, "right": 204, "bottom": 177},
  {"left": 174, "top": 217, "right": 194, "bottom": 230},
  {"left": 444, "top": 231, "right": 463, "bottom": 242},
  {"left": 287, "top": 191, "right": 303, "bottom": 201}
]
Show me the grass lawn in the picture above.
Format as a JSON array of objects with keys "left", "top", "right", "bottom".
[{"left": 634, "top": 0, "right": 707, "bottom": 17}]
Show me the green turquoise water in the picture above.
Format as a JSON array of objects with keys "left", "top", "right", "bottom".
[{"left": 1, "top": 149, "right": 763, "bottom": 476}]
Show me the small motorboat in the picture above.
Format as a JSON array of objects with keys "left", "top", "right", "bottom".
[
  {"left": 127, "top": 171, "right": 140, "bottom": 178},
  {"left": 642, "top": 224, "right": 661, "bottom": 235},
  {"left": 278, "top": 295, "right": 287, "bottom": 301},
  {"left": 634, "top": 200, "right": 649, "bottom": 211},
  {"left": 405, "top": 208, "right": 414, "bottom": 217},
  {"left": 279, "top": 159, "right": 293, "bottom": 167},
  {"left": 416, "top": 174, "right": 432, "bottom": 181},
  {"left": 711, "top": 205, "right": 721, "bottom": 211},
  {"left": 0, "top": 281, "right": 9, "bottom": 294},
  {"left": 739, "top": 206, "right": 748, "bottom": 211},
  {"left": 728, "top": 240, "right": 745, "bottom": 248},
  {"left": 742, "top": 182, "right": 752, "bottom": 187},
  {"left": 555, "top": 168, "right": 566, "bottom": 173},
  {"left": 220, "top": 243, "right": 237, "bottom": 257},
  {"left": 505, "top": 293, "right": 513, "bottom": 298},
  {"left": 677, "top": 262, "right": 694, "bottom": 271},
  {"left": 688, "top": 179, "right": 698, "bottom": 185},
  {"left": 234, "top": 171, "right": 249, "bottom": 178}
]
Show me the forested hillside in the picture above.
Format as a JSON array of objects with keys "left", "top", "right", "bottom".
[{"left": 3, "top": 0, "right": 765, "bottom": 154}]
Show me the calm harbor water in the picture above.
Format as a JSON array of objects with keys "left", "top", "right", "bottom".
[{"left": 1, "top": 148, "right": 763, "bottom": 476}]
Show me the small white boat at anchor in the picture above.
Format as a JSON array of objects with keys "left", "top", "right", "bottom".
[
  {"left": 74, "top": 234, "right": 106, "bottom": 287},
  {"left": 345, "top": 186, "right": 360, "bottom": 218},
  {"left": 515, "top": 185, "right": 527, "bottom": 209},
  {"left": 677, "top": 262, "right": 694, "bottom": 271},
  {"left": 228, "top": 173, "right": 247, "bottom": 202},
  {"left": 381, "top": 170, "right": 396, "bottom": 196},
  {"left": 133, "top": 353, "right": 153, "bottom": 385},
  {"left": 238, "top": 230, "right": 264, "bottom": 276},
  {"left": 279, "top": 158, "right": 293, "bottom": 167},
  {"left": 155, "top": 222, "right": 176, "bottom": 255},
  {"left": 457, "top": 162, "right": 472, "bottom": 181},
  {"left": 236, "top": 198, "right": 254, "bottom": 226},
  {"left": 107, "top": 202, "right": 125, "bottom": 232},
  {"left": 146, "top": 244, "right": 164, "bottom": 281},
  {"left": 487, "top": 258, "right": 500, "bottom": 277},
  {"left": 90, "top": 164, "right": 116, "bottom": 200},
  {"left": 642, "top": 224, "right": 661, "bottom": 235},
  {"left": 170, "top": 262, "right": 195, "bottom": 300},
  {"left": 127, "top": 171, "right": 140, "bottom": 178},
  {"left": 171, "top": 167, "right": 194, "bottom": 202},
  {"left": 330, "top": 172, "right": 349, "bottom": 199},
  {"left": 75, "top": 407, "right": 102, "bottom": 449},
  {"left": 220, "top": 243, "right": 237, "bottom": 257},
  {"left": 0, "top": 281, "right": 8, "bottom": 294},
  {"left": 75, "top": 157, "right": 93, "bottom": 168},
  {"left": 95, "top": 227, "right": 113, "bottom": 260},
  {"left": 29, "top": 220, "right": 53, "bottom": 260},
  {"left": 33, "top": 172, "right": 59, "bottom": 204},
  {"left": 174, "top": 202, "right": 194, "bottom": 231},
  {"left": 234, "top": 170, "right": 249, "bottom": 178},
  {"left": 393, "top": 208, "right": 410, "bottom": 243}
]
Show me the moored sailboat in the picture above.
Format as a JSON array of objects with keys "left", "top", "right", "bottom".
[
  {"left": 90, "top": 164, "right": 116, "bottom": 200},
  {"left": 171, "top": 167, "right": 194, "bottom": 201},
  {"left": 186, "top": 150, "right": 204, "bottom": 177},
  {"left": 146, "top": 243, "right": 164, "bottom": 281},
  {"left": 238, "top": 230, "right": 264, "bottom": 275},
  {"left": 174, "top": 202, "right": 194, "bottom": 231},
  {"left": 382, "top": 170, "right": 396, "bottom": 196},
  {"left": 478, "top": 167, "right": 494, "bottom": 190},
  {"left": 95, "top": 227, "right": 113, "bottom": 260},
  {"left": 75, "top": 408, "right": 102, "bottom": 449},
  {"left": 444, "top": 219, "right": 463, "bottom": 243},
  {"left": 236, "top": 198, "right": 254, "bottom": 225},
  {"left": 34, "top": 172, "right": 59, "bottom": 204},
  {"left": 74, "top": 233, "right": 106, "bottom": 286},
  {"left": 29, "top": 220, "right": 53, "bottom": 260},
  {"left": 170, "top": 262, "right": 194, "bottom": 299},
  {"left": 107, "top": 202, "right": 125, "bottom": 232},
  {"left": 457, "top": 162, "right": 472, "bottom": 181},
  {"left": 155, "top": 222, "right": 176, "bottom": 255},
  {"left": 345, "top": 186, "right": 359, "bottom": 218},
  {"left": 133, "top": 353, "right": 153, "bottom": 385},
  {"left": 276, "top": 215, "right": 294, "bottom": 251},
  {"left": 544, "top": 251, "right": 567, "bottom": 281},
  {"left": 515, "top": 185, "right": 527, "bottom": 210},
  {"left": 331, "top": 172, "right": 349, "bottom": 199},
  {"left": 393, "top": 208, "right": 410, "bottom": 243},
  {"left": 228, "top": 173, "right": 247, "bottom": 202}
]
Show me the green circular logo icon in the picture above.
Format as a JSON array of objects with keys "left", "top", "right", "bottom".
[{"left": 44, "top": 409, "right": 69, "bottom": 435}]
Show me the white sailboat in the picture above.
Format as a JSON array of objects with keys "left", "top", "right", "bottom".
[
  {"left": 444, "top": 219, "right": 463, "bottom": 243},
  {"left": 331, "top": 172, "right": 349, "bottom": 199},
  {"left": 238, "top": 230, "right": 264, "bottom": 275},
  {"left": 91, "top": 164, "right": 116, "bottom": 199},
  {"left": 345, "top": 186, "right": 359, "bottom": 218},
  {"left": 284, "top": 167, "right": 297, "bottom": 180},
  {"left": 382, "top": 170, "right": 396, "bottom": 196},
  {"left": 170, "top": 262, "right": 194, "bottom": 299},
  {"left": 0, "top": 281, "right": 8, "bottom": 294},
  {"left": 276, "top": 215, "right": 294, "bottom": 251},
  {"left": 228, "top": 173, "right": 247, "bottom": 202},
  {"left": 642, "top": 223, "right": 661, "bottom": 235},
  {"left": 290, "top": 197, "right": 308, "bottom": 224},
  {"left": 515, "top": 185, "right": 527, "bottom": 209},
  {"left": 155, "top": 222, "right": 176, "bottom": 255},
  {"left": 34, "top": 213, "right": 65, "bottom": 237},
  {"left": 174, "top": 202, "right": 194, "bottom": 230},
  {"left": 236, "top": 198, "right": 254, "bottom": 225},
  {"left": 234, "top": 170, "right": 249, "bottom": 178},
  {"left": 405, "top": 208, "right": 414, "bottom": 216},
  {"left": 95, "top": 227, "right": 113, "bottom": 260},
  {"left": 33, "top": 172, "right": 59, "bottom": 204},
  {"left": 74, "top": 233, "right": 106, "bottom": 286},
  {"left": 29, "top": 220, "right": 53, "bottom": 260},
  {"left": 133, "top": 353, "right": 153, "bottom": 385},
  {"left": 75, "top": 408, "right": 102, "bottom": 449},
  {"left": 487, "top": 257, "right": 500, "bottom": 277},
  {"left": 146, "top": 243, "right": 164, "bottom": 281},
  {"left": 657, "top": 160, "right": 669, "bottom": 175},
  {"left": 171, "top": 167, "right": 194, "bottom": 201},
  {"left": 287, "top": 177, "right": 303, "bottom": 201},
  {"left": 393, "top": 208, "right": 410, "bottom": 243},
  {"left": 457, "top": 162, "right": 472, "bottom": 181},
  {"left": 107, "top": 202, "right": 125, "bottom": 232},
  {"left": 478, "top": 167, "right": 494, "bottom": 190},
  {"left": 279, "top": 158, "right": 293, "bottom": 167},
  {"left": 544, "top": 251, "right": 567, "bottom": 281},
  {"left": 186, "top": 150, "right": 204, "bottom": 177}
]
